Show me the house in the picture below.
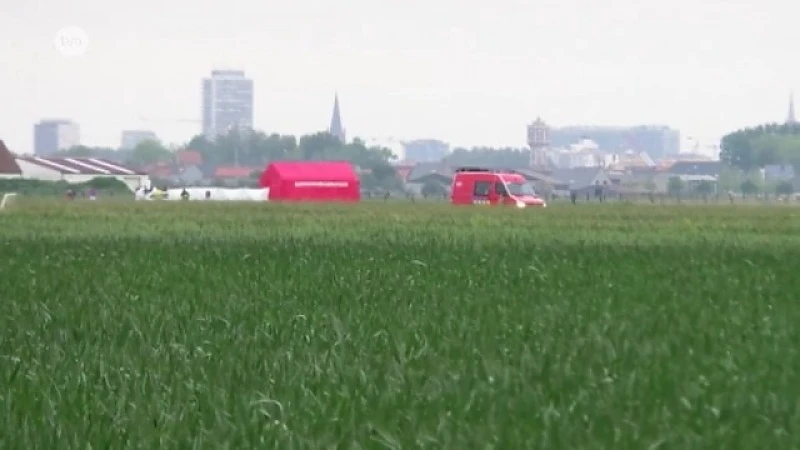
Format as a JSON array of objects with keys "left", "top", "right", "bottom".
[
  {"left": 764, "top": 165, "right": 795, "bottom": 182},
  {"left": 175, "top": 150, "right": 203, "bottom": 167},
  {"left": 213, "top": 166, "right": 259, "bottom": 186},
  {"left": 676, "top": 174, "right": 718, "bottom": 192},
  {"left": 14, "top": 156, "right": 149, "bottom": 191},
  {"left": 0, "top": 140, "right": 22, "bottom": 179},
  {"left": 550, "top": 167, "right": 612, "bottom": 194},
  {"left": 640, "top": 173, "right": 715, "bottom": 194},
  {"left": 405, "top": 162, "right": 454, "bottom": 194},
  {"left": 172, "top": 165, "right": 205, "bottom": 186},
  {"left": 392, "top": 162, "right": 416, "bottom": 183},
  {"left": 667, "top": 161, "right": 722, "bottom": 177},
  {"left": 512, "top": 168, "right": 561, "bottom": 194},
  {"left": 661, "top": 161, "right": 721, "bottom": 194},
  {"left": 144, "top": 161, "right": 177, "bottom": 179}
]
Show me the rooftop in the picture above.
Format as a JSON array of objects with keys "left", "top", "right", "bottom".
[{"left": 17, "top": 156, "right": 142, "bottom": 175}]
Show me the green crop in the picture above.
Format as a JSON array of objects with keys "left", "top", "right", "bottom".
[{"left": 2, "top": 200, "right": 800, "bottom": 448}]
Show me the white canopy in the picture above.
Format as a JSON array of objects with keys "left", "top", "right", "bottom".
[{"left": 135, "top": 187, "right": 269, "bottom": 201}]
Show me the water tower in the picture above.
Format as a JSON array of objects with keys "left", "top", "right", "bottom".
[{"left": 527, "top": 117, "right": 550, "bottom": 168}]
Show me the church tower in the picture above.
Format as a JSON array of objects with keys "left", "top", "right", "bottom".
[
  {"left": 329, "top": 93, "right": 346, "bottom": 144},
  {"left": 787, "top": 92, "right": 797, "bottom": 125}
]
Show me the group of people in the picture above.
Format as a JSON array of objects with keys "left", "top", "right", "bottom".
[
  {"left": 177, "top": 188, "right": 212, "bottom": 200},
  {"left": 135, "top": 185, "right": 213, "bottom": 201},
  {"left": 65, "top": 188, "right": 97, "bottom": 200}
]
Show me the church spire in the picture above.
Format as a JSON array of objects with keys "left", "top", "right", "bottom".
[
  {"left": 329, "top": 93, "right": 346, "bottom": 144},
  {"left": 788, "top": 92, "right": 797, "bottom": 124}
]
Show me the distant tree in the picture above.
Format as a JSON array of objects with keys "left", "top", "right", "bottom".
[
  {"left": 717, "top": 165, "right": 746, "bottom": 192},
  {"left": 186, "top": 135, "right": 215, "bottom": 154},
  {"left": 775, "top": 180, "right": 794, "bottom": 196},
  {"left": 720, "top": 123, "right": 800, "bottom": 172},
  {"left": 740, "top": 179, "right": 759, "bottom": 198},
  {"left": 694, "top": 180, "right": 715, "bottom": 200},
  {"left": 129, "top": 140, "right": 171, "bottom": 168},
  {"left": 297, "top": 132, "right": 343, "bottom": 160},
  {"left": 667, "top": 176, "right": 684, "bottom": 197},
  {"left": 58, "top": 145, "right": 97, "bottom": 157}
]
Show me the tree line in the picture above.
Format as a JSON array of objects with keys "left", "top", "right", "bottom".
[
  {"left": 720, "top": 122, "right": 800, "bottom": 172},
  {"left": 54, "top": 130, "right": 406, "bottom": 191}
]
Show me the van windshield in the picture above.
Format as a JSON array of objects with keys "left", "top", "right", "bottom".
[{"left": 505, "top": 182, "right": 536, "bottom": 196}]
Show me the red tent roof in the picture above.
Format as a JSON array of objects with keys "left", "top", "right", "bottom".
[{"left": 265, "top": 161, "right": 357, "bottom": 181}]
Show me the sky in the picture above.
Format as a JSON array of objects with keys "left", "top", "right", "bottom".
[{"left": 1, "top": 0, "right": 798, "bottom": 154}]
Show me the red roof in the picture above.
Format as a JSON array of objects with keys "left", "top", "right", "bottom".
[
  {"left": 395, "top": 167, "right": 412, "bottom": 180},
  {"left": 16, "top": 156, "right": 142, "bottom": 175},
  {"left": 214, "top": 166, "right": 254, "bottom": 178},
  {"left": 176, "top": 150, "right": 203, "bottom": 166},
  {"left": 0, "top": 140, "right": 22, "bottom": 175},
  {"left": 264, "top": 161, "right": 358, "bottom": 182},
  {"left": 145, "top": 162, "right": 174, "bottom": 178}
]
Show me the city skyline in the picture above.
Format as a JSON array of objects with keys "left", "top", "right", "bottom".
[
  {"left": 12, "top": 87, "right": 796, "bottom": 155},
  {"left": 19, "top": 87, "right": 796, "bottom": 160},
  {"left": 2, "top": 0, "right": 798, "bottom": 152}
]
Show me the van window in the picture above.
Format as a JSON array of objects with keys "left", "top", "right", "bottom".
[
  {"left": 495, "top": 182, "right": 509, "bottom": 196},
  {"left": 473, "top": 181, "right": 491, "bottom": 197}
]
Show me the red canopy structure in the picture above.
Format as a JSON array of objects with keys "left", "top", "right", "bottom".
[{"left": 259, "top": 161, "right": 360, "bottom": 202}]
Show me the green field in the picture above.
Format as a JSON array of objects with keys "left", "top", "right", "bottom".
[{"left": 2, "top": 200, "right": 800, "bottom": 448}]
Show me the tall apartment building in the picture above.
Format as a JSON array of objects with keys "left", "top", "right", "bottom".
[
  {"left": 202, "top": 69, "right": 254, "bottom": 139},
  {"left": 33, "top": 119, "right": 80, "bottom": 156},
  {"left": 549, "top": 125, "right": 680, "bottom": 161},
  {"left": 120, "top": 130, "right": 158, "bottom": 150}
]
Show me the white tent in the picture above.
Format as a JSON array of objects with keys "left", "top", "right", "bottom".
[{"left": 135, "top": 187, "right": 269, "bottom": 201}]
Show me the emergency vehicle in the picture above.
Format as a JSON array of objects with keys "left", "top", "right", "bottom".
[{"left": 450, "top": 167, "right": 546, "bottom": 208}]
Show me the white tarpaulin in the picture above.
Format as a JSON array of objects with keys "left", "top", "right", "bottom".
[{"left": 135, "top": 187, "right": 269, "bottom": 201}]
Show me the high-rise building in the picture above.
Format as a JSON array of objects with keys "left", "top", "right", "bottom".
[
  {"left": 33, "top": 119, "right": 80, "bottom": 156},
  {"left": 202, "top": 69, "right": 254, "bottom": 139},
  {"left": 121, "top": 130, "right": 158, "bottom": 150},
  {"left": 329, "top": 93, "right": 346, "bottom": 144},
  {"left": 548, "top": 125, "right": 680, "bottom": 161},
  {"left": 787, "top": 92, "right": 797, "bottom": 124}
]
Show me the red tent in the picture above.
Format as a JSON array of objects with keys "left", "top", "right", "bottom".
[{"left": 259, "top": 161, "right": 360, "bottom": 202}]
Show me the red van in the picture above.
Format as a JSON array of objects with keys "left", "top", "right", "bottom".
[{"left": 450, "top": 167, "right": 547, "bottom": 208}]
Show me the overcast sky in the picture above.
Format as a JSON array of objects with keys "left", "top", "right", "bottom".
[{"left": 1, "top": 0, "right": 797, "bottom": 153}]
